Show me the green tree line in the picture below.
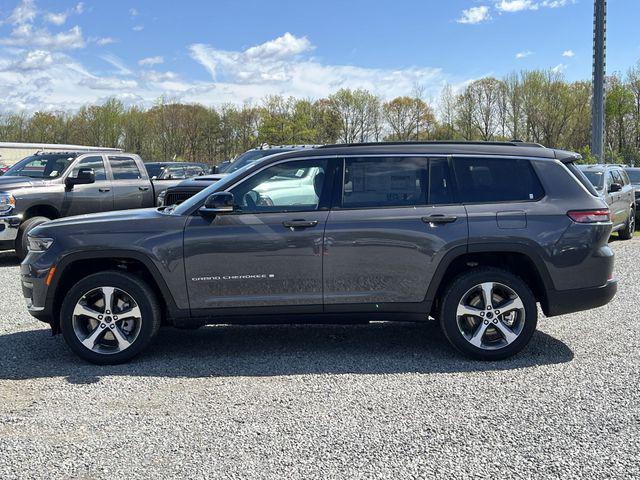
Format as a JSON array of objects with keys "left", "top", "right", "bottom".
[{"left": 2, "top": 65, "right": 640, "bottom": 165}]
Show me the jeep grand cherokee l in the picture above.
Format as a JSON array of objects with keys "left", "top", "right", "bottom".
[{"left": 21, "top": 142, "right": 617, "bottom": 364}]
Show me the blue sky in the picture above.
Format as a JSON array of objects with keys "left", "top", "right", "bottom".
[{"left": 0, "top": 0, "right": 639, "bottom": 112}]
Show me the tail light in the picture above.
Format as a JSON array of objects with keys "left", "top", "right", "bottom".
[{"left": 567, "top": 209, "right": 610, "bottom": 223}]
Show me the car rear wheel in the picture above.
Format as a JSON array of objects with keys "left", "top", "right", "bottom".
[
  {"left": 15, "top": 216, "right": 50, "bottom": 260},
  {"left": 439, "top": 267, "right": 537, "bottom": 360},
  {"left": 60, "top": 271, "right": 161, "bottom": 364},
  {"left": 618, "top": 208, "right": 635, "bottom": 240}
]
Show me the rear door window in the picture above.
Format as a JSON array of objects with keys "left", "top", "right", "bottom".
[
  {"left": 109, "top": 156, "right": 142, "bottom": 180},
  {"left": 453, "top": 157, "right": 544, "bottom": 203}
]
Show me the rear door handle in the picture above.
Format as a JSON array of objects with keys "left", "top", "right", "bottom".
[
  {"left": 282, "top": 220, "right": 319, "bottom": 229},
  {"left": 99, "top": 188, "right": 111, "bottom": 193},
  {"left": 139, "top": 186, "right": 150, "bottom": 191},
  {"left": 422, "top": 214, "right": 457, "bottom": 224}
]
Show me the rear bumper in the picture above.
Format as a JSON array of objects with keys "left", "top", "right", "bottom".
[{"left": 544, "top": 279, "right": 617, "bottom": 317}]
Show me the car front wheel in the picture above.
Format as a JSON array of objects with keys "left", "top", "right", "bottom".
[
  {"left": 60, "top": 271, "right": 161, "bottom": 364},
  {"left": 439, "top": 267, "right": 538, "bottom": 360}
]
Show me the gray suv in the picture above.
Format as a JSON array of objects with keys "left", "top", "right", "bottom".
[
  {"left": 579, "top": 164, "right": 636, "bottom": 239},
  {"left": 21, "top": 142, "right": 617, "bottom": 364}
]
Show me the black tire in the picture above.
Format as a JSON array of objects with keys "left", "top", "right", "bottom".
[
  {"left": 618, "top": 207, "right": 635, "bottom": 240},
  {"left": 15, "top": 216, "right": 50, "bottom": 260},
  {"left": 439, "top": 267, "right": 538, "bottom": 360},
  {"left": 60, "top": 271, "right": 161, "bottom": 365}
]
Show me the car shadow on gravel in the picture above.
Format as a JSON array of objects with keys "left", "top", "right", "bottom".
[
  {"left": 0, "top": 250, "right": 19, "bottom": 267},
  {"left": 0, "top": 322, "right": 573, "bottom": 383}
]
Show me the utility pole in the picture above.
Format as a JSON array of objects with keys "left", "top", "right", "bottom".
[{"left": 591, "top": 0, "right": 607, "bottom": 161}]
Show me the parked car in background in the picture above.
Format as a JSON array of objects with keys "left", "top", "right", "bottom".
[
  {"left": 624, "top": 167, "right": 640, "bottom": 219},
  {"left": 578, "top": 164, "right": 636, "bottom": 239},
  {"left": 158, "top": 145, "right": 319, "bottom": 206},
  {"left": 0, "top": 151, "right": 173, "bottom": 259},
  {"left": 144, "top": 162, "right": 208, "bottom": 180},
  {"left": 22, "top": 141, "right": 617, "bottom": 364}
]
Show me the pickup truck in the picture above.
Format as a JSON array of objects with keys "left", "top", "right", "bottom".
[{"left": 0, "top": 150, "right": 183, "bottom": 259}]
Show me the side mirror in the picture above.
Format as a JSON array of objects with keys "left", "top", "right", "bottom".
[
  {"left": 211, "top": 165, "right": 219, "bottom": 174},
  {"left": 200, "top": 192, "right": 234, "bottom": 216},
  {"left": 608, "top": 182, "right": 622, "bottom": 193},
  {"left": 65, "top": 167, "right": 95, "bottom": 188}
]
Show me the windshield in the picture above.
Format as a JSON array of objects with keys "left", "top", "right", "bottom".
[
  {"left": 171, "top": 163, "right": 254, "bottom": 215},
  {"left": 580, "top": 169, "right": 604, "bottom": 189},
  {"left": 626, "top": 169, "right": 640, "bottom": 184},
  {"left": 4, "top": 154, "right": 76, "bottom": 179},
  {"left": 226, "top": 149, "right": 289, "bottom": 174}
]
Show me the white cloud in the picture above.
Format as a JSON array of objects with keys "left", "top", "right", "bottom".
[
  {"left": 101, "top": 54, "right": 133, "bottom": 75},
  {"left": 516, "top": 50, "right": 533, "bottom": 59},
  {"left": 0, "top": 24, "right": 85, "bottom": 49},
  {"left": 132, "top": 25, "right": 144, "bottom": 32},
  {"left": 562, "top": 49, "right": 575, "bottom": 57},
  {"left": 8, "top": 0, "right": 37, "bottom": 25},
  {"left": 130, "top": 8, "right": 138, "bottom": 17},
  {"left": 79, "top": 77, "right": 138, "bottom": 90},
  {"left": 44, "top": 12, "right": 67, "bottom": 25},
  {"left": 95, "top": 37, "right": 117, "bottom": 46},
  {"left": 551, "top": 63, "right": 567, "bottom": 73},
  {"left": 188, "top": 33, "right": 449, "bottom": 103},
  {"left": 457, "top": 6, "right": 490, "bottom": 24},
  {"left": 495, "top": 0, "right": 574, "bottom": 12},
  {"left": 1, "top": 49, "right": 53, "bottom": 71},
  {"left": 138, "top": 56, "right": 164, "bottom": 66},
  {"left": 496, "top": 0, "right": 537, "bottom": 12},
  {"left": 0, "top": 32, "right": 460, "bottom": 113},
  {"left": 245, "top": 32, "right": 312, "bottom": 59}
]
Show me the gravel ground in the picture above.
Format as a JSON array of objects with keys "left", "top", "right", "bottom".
[{"left": 0, "top": 239, "right": 639, "bottom": 479}]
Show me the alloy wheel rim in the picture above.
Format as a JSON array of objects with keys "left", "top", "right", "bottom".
[
  {"left": 456, "top": 281, "right": 526, "bottom": 351},
  {"left": 630, "top": 211, "right": 635, "bottom": 234},
  {"left": 72, "top": 286, "right": 142, "bottom": 354}
]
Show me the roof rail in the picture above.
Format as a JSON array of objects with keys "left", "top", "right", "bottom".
[{"left": 318, "top": 141, "right": 546, "bottom": 149}]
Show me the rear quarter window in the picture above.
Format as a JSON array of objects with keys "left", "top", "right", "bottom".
[{"left": 453, "top": 157, "right": 544, "bottom": 203}]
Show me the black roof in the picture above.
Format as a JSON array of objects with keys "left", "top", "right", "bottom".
[{"left": 266, "top": 141, "right": 578, "bottom": 162}]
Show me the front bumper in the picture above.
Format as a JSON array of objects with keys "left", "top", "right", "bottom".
[
  {"left": 0, "top": 214, "right": 21, "bottom": 242},
  {"left": 544, "top": 279, "right": 617, "bottom": 317},
  {"left": 21, "top": 260, "right": 52, "bottom": 323}
]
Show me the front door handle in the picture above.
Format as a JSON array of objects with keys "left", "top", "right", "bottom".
[
  {"left": 283, "top": 220, "right": 319, "bottom": 229},
  {"left": 422, "top": 214, "right": 457, "bottom": 224},
  {"left": 99, "top": 188, "right": 111, "bottom": 193},
  {"left": 139, "top": 186, "right": 150, "bottom": 191}
]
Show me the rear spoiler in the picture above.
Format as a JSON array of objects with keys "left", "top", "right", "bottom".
[{"left": 554, "top": 149, "right": 582, "bottom": 163}]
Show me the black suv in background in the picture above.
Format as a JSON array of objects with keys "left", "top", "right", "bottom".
[
  {"left": 579, "top": 164, "right": 636, "bottom": 239},
  {"left": 22, "top": 142, "right": 617, "bottom": 364}
]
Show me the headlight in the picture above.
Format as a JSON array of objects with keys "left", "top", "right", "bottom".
[
  {"left": 27, "top": 237, "right": 54, "bottom": 253},
  {"left": 0, "top": 192, "right": 15, "bottom": 213},
  {"left": 157, "top": 190, "right": 166, "bottom": 207}
]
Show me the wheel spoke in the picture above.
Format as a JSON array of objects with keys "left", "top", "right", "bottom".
[
  {"left": 468, "top": 321, "right": 490, "bottom": 348},
  {"left": 480, "top": 282, "right": 494, "bottom": 309},
  {"left": 117, "top": 305, "right": 141, "bottom": 321},
  {"left": 110, "top": 325, "right": 131, "bottom": 351},
  {"left": 73, "top": 303, "right": 102, "bottom": 321},
  {"left": 497, "top": 297, "right": 524, "bottom": 315},
  {"left": 456, "top": 304, "right": 484, "bottom": 318},
  {"left": 494, "top": 320, "right": 519, "bottom": 344},
  {"left": 101, "top": 287, "right": 115, "bottom": 314},
  {"left": 82, "top": 325, "right": 106, "bottom": 349}
]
